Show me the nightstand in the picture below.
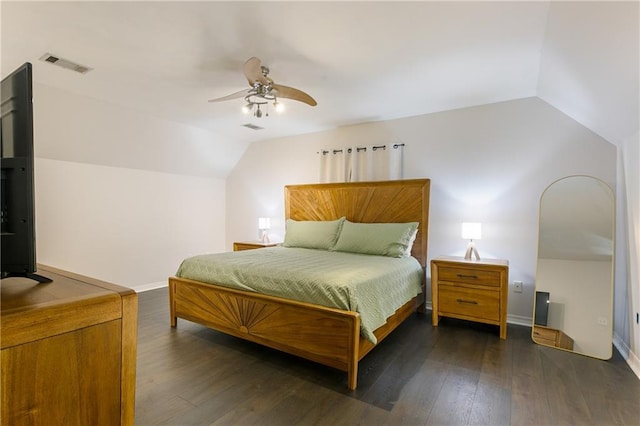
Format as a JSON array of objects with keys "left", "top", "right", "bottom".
[
  {"left": 233, "top": 241, "right": 279, "bottom": 251},
  {"left": 532, "top": 325, "right": 574, "bottom": 350},
  {"left": 431, "top": 256, "right": 509, "bottom": 339}
]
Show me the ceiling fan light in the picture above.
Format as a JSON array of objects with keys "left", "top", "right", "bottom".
[
  {"left": 274, "top": 100, "right": 285, "bottom": 113},
  {"left": 255, "top": 105, "right": 263, "bottom": 118},
  {"left": 242, "top": 103, "right": 252, "bottom": 114}
]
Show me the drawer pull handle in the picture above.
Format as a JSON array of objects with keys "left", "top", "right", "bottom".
[
  {"left": 456, "top": 298, "right": 478, "bottom": 305},
  {"left": 457, "top": 274, "right": 478, "bottom": 279}
]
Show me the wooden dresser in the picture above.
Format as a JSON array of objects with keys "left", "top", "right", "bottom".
[
  {"left": 233, "top": 241, "right": 278, "bottom": 251},
  {"left": 431, "top": 256, "right": 509, "bottom": 339},
  {"left": 532, "top": 325, "right": 574, "bottom": 350},
  {"left": 1, "top": 265, "right": 137, "bottom": 425}
]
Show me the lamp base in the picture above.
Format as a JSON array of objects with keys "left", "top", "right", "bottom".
[
  {"left": 464, "top": 241, "right": 480, "bottom": 261},
  {"left": 260, "top": 231, "right": 270, "bottom": 244}
]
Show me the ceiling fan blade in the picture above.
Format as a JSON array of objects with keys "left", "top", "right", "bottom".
[
  {"left": 243, "top": 57, "right": 268, "bottom": 86},
  {"left": 272, "top": 83, "right": 317, "bottom": 106},
  {"left": 208, "top": 88, "right": 250, "bottom": 103}
]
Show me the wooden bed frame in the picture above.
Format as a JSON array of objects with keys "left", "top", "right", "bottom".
[{"left": 169, "top": 179, "right": 430, "bottom": 390}]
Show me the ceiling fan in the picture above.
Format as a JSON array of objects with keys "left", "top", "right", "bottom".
[{"left": 208, "top": 57, "right": 317, "bottom": 118}]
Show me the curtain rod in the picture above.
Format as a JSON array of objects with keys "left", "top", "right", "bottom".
[{"left": 319, "top": 143, "right": 405, "bottom": 155}]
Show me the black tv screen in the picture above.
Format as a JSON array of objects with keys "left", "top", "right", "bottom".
[
  {"left": 534, "top": 291, "right": 550, "bottom": 326},
  {"left": 1, "top": 62, "right": 49, "bottom": 282}
]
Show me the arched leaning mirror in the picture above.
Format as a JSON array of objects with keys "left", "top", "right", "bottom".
[{"left": 532, "top": 175, "right": 614, "bottom": 359}]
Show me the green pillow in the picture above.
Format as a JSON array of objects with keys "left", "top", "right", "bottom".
[
  {"left": 282, "top": 217, "right": 345, "bottom": 250},
  {"left": 332, "top": 220, "right": 419, "bottom": 257}
]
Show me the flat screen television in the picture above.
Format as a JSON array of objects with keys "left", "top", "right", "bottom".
[
  {"left": 534, "top": 291, "right": 550, "bottom": 326},
  {"left": 1, "top": 62, "right": 50, "bottom": 283}
]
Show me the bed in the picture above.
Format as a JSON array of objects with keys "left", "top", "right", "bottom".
[{"left": 169, "top": 179, "right": 430, "bottom": 390}]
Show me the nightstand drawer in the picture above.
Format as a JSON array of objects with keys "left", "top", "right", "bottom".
[
  {"left": 438, "top": 266, "right": 501, "bottom": 287},
  {"left": 532, "top": 326, "right": 557, "bottom": 341},
  {"left": 534, "top": 336, "right": 556, "bottom": 346},
  {"left": 438, "top": 284, "right": 500, "bottom": 322},
  {"left": 532, "top": 325, "right": 574, "bottom": 350}
]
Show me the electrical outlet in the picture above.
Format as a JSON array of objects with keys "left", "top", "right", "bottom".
[
  {"left": 513, "top": 281, "right": 523, "bottom": 293},
  {"left": 597, "top": 317, "right": 608, "bottom": 326}
]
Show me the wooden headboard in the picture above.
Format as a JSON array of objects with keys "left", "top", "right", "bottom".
[{"left": 284, "top": 179, "right": 430, "bottom": 268}]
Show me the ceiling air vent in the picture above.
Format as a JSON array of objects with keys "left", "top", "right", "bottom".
[
  {"left": 39, "top": 53, "right": 93, "bottom": 74},
  {"left": 242, "top": 123, "right": 264, "bottom": 130}
]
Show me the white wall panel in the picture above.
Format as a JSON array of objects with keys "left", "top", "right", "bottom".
[{"left": 35, "top": 159, "right": 225, "bottom": 290}]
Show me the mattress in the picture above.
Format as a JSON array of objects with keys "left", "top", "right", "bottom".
[{"left": 176, "top": 246, "right": 423, "bottom": 343}]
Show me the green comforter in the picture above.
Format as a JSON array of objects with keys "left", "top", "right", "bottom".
[{"left": 176, "top": 246, "right": 423, "bottom": 343}]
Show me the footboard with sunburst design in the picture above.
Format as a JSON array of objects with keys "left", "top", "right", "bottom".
[{"left": 169, "top": 276, "right": 363, "bottom": 388}]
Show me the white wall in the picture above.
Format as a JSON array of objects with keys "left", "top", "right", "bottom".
[
  {"left": 618, "top": 131, "right": 640, "bottom": 376},
  {"left": 32, "top": 86, "right": 229, "bottom": 291},
  {"left": 226, "top": 97, "right": 617, "bottom": 322},
  {"left": 35, "top": 159, "right": 225, "bottom": 290}
]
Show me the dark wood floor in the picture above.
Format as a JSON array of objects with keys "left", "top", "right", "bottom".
[{"left": 135, "top": 288, "right": 640, "bottom": 425}]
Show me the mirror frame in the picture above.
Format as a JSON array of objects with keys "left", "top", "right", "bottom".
[{"left": 532, "top": 175, "right": 615, "bottom": 359}]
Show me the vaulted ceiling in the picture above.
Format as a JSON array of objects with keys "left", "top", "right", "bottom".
[{"left": 2, "top": 1, "right": 638, "bottom": 171}]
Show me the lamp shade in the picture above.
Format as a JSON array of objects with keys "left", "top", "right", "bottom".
[
  {"left": 461, "top": 222, "right": 482, "bottom": 240},
  {"left": 258, "top": 217, "right": 271, "bottom": 230}
]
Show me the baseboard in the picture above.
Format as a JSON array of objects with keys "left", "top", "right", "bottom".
[
  {"left": 133, "top": 281, "right": 168, "bottom": 293},
  {"left": 613, "top": 332, "right": 640, "bottom": 380},
  {"left": 507, "top": 314, "right": 532, "bottom": 327},
  {"left": 613, "top": 332, "right": 630, "bottom": 358},
  {"left": 627, "top": 350, "right": 640, "bottom": 380}
]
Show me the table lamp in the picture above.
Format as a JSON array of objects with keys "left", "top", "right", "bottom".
[
  {"left": 462, "top": 222, "right": 481, "bottom": 260},
  {"left": 258, "top": 217, "right": 271, "bottom": 243}
]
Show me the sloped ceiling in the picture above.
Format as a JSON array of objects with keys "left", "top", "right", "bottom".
[
  {"left": 1, "top": 1, "right": 638, "bottom": 176},
  {"left": 537, "top": 1, "right": 639, "bottom": 147}
]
